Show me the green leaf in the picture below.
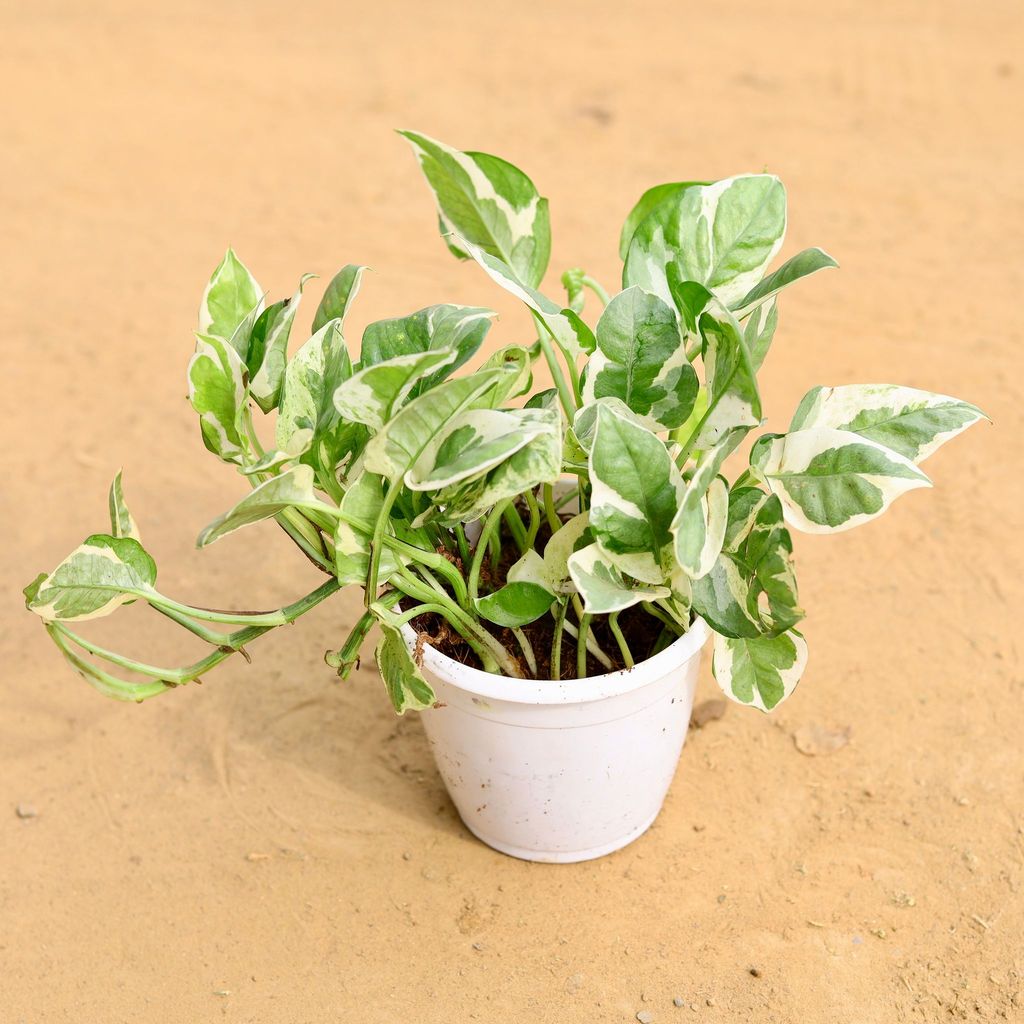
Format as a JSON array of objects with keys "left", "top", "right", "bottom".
[
  {"left": 406, "top": 407, "right": 559, "bottom": 492},
  {"left": 197, "top": 466, "right": 320, "bottom": 547},
  {"left": 751, "top": 427, "right": 932, "bottom": 534},
  {"left": 743, "top": 296, "right": 778, "bottom": 372},
  {"left": 712, "top": 629, "right": 807, "bottom": 711},
  {"left": 589, "top": 404, "right": 683, "bottom": 584},
  {"left": 198, "top": 249, "right": 263, "bottom": 354},
  {"left": 333, "top": 349, "right": 459, "bottom": 432},
  {"left": 399, "top": 130, "right": 550, "bottom": 289},
  {"left": 568, "top": 543, "right": 670, "bottom": 615},
  {"left": 666, "top": 269, "right": 713, "bottom": 336},
  {"left": 108, "top": 470, "right": 140, "bottom": 541},
  {"left": 789, "top": 384, "right": 986, "bottom": 464},
  {"left": 362, "top": 369, "right": 506, "bottom": 483},
  {"left": 361, "top": 304, "right": 494, "bottom": 397},
  {"left": 248, "top": 276, "right": 313, "bottom": 413},
  {"left": 692, "top": 307, "right": 762, "bottom": 449},
  {"left": 375, "top": 622, "right": 436, "bottom": 714},
  {"left": 582, "top": 286, "right": 698, "bottom": 431},
  {"left": 28, "top": 534, "right": 158, "bottom": 622},
  {"left": 311, "top": 265, "right": 366, "bottom": 335},
  {"left": 624, "top": 175, "right": 787, "bottom": 308},
  {"left": 672, "top": 476, "right": 728, "bottom": 580},
  {"left": 619, "top": 181, "right": 709, "bottom": 260},
  {"left": 732, "top": 247, "right": 838, "bottom": 314},
  {"left": 474, "top": 582, "right": 555, "bottom": 628},
  {"left": 187, "top": 333, "right": 247, "bottom": 464}
]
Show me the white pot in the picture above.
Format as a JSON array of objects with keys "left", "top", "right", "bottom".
[{"left": 402, "top": 617, "right": 708, "bottom": 863}]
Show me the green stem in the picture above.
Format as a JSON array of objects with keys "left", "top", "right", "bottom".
[
  {"left": 576, "top": 613, "right": 592, "bottom": 679},
  {"left": 328, "top": 591, "right": 402, "bottom": 680},
  {"left": 454, "top": 524, "right": 471, "bottom": 567},
  {"left": 524, "top": 491, "right": 542, "bottom": 549},
  {"left": 530, "top": 312, "right": 577, "bottom": 418},
  {"left": 148, "top": 578, "right": 340, "bottom": 628},
  {"left": 581, "top": 275, "right": 611, "bottom": 307},
  {"left": 550, "top": 599, "right": 568, "bottom": 680},
  {"left": 542, "top": 484, "right": 561, "bottom": 532},
  {"left": 511, "top": 627, "right": 537, "bottom": 677},
  {"left": 608, "top": 612, "right": 634, "bottom": 669},
  {"left": 642, "top": 601, "right": 686, "bottom": 634},
  {"left": 365, "top": 479, "right": 403, "bottom": 607},
  {"left": 468, "top": 499, "right": 512, "bottom": 602},
  {"left": 503, "top": 504, "right": 528, "bottom": 554}
]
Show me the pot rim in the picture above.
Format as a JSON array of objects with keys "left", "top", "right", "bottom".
[{"left": 400, "top": 615, "right": 709, "bottom": 706}]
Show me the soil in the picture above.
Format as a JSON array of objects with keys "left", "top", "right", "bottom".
[{"left": 3, "top": 1, "right": 1022, "bottom": 1022}]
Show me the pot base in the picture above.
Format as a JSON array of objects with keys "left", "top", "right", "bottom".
[{"left": 459, "top": 807, "right": 661, "bottom": 864}]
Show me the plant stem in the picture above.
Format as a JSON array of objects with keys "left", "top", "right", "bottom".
[
  {"left": 581, "top": 275, "right": 611, "bottom": 306},
  {"left": 503, "top": 504, "right": 528, "bottom": 554},
  {"left": 563, "top": 620, "right": 614, "bottom": 671},
  {"left": 148, "top": 578, "right": 340, "bottom": 628},
  {"left": 524, "top": 491, "right": 542, "bottom": 549},
  {"left": 550, "top": 599, "right": 568, "bottom": 680},
  {"left": 454, "top": 524, "right": 471, "bottom": 566},
  {"left": 511, "top": 627, "right": 538, "bottom": 677},
  {"left": 329, "top": 591, "right": 402, "bottom": 679},
  {"left": 468, "top": 499, "right": 512, "bottom": 603},
  {"left": 530, "top": 312, "right": 577, "bottom": 418},
  {"left": 542, "top": 484, "right": 561, "bottom": 532},
  {"left": 576, "top": 613, "right": 592, "bottom": 679},
  {"left": 608, "top": 612, "right": 635, "bottom": 669},
  {"left": 365, "top": 479, "right": 403, "bottom": 606},
  {"left": 641, "top": 601, "right": 686, "bottom": 634}
]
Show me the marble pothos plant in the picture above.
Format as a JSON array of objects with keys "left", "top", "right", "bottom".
[{"left": 25, "top": 132, "right": 985, "bottom": 714}]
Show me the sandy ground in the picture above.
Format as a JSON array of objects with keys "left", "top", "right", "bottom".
[{"left": 2, "top": 1, "right": 1023, "bottom": 1020}]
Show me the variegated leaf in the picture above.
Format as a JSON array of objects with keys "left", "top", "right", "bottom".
[
  {"left": 27, "top": 534, "right": 157, "bottom": 623},
  {"left": 452, "top": 234, "right": 593, "bottom": 358},
  {"left": 108, "top": 470, "right": 140, "bottom": 541},
  {"left": 363, "top": 369, "right": 506, "bottom": 482},
  {"left": 624, "top": 175, "right": 787, "bottom": 308},
  {"left": 198, "top": 249, "right": 263, "bottom": 355},
  {"left": 619, "top": 181, "right": 708, "bottom": 260},
  {"left": 333, "top": 349, "right": 459, "bottom": 432},
  {"left": 406, "top": 407, "right": 558, "bottom": 492},
  {"left": 568, "top": 543, "right": 670, "bottom": 615},
  {"left": 789, "top": 384, "right": 986, "bottom": 464},
  {"left": 197, "top": 466, "right": 321, "bottom": 547},
  {"left": 582, "top": 286, "right": 698, "bottom": 431},
  {"left": 692, "top": 307, "right": 761, "bottom": 449},
  {"left": 743, "top": 296, "right": 778, "bottom": 372},
  {"left": 571, "top": 398, "right": 646, "bottom": 456},
  {"left": 589, "top": 404, "right": 683, "bottom": 584},
  {"left": 334, "top": 471, "right": 423, "bottom": 586},
  {"left": 311, "top": 265, "right": 366, "bottom": 334},
  {"left": 248, "top": 275, "right": 313, "bottom": 413},
  {"left": 732, "top": 247, "right": 838, "bottom": 315},
  {"left": 376, "top": 622, "right": 435, "bottom": 714},
  {"left": 474, "top": 581, "right": 555, "bottom": 628},
  {"left": 752, "top": 427, "right": 932, "bottom": 534},
  {"left": 539, "top": 512, "right": 592, "bottom": 594},
  {"left": 399, "top": 130, "right": 550, "bottom": 289},
  {"left": 187, "top": 332, "right": 247, "bottom": 464},
  {"left": 361, "top": 304, "right": 494, "bottom": 397},
  {"left": 712, "top": 629, "right": 807, "bottom": 712}
]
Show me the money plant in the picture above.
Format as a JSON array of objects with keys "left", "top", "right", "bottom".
[{"left": 24, "top": 132, "right": 985, "bottom": 714}]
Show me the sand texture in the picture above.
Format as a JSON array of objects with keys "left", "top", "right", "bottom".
[{"left": 2, "top": 1, "right": 1022, "bottom": 1020}]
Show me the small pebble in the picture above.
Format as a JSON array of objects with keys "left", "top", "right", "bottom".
[
  {"left": 706, "top": 999, "right": 716, "bottom": 1007},
  {"left": 402, "top": 852, "right": 412, "bottom": 861},
  {"left": 673, "top": 996, "right": 686, "bottom": 1007},
  {"left": 471, "top": 942, "right": 484, "bottom": 952},
  {"left": 15, "top": 803, "right": 37, "bottom": 819},
  {"left": 749, "top": 967, "right": 762, "bottom": 978},
  {"left": 637, "top": 1012, "right": 654, "bottom": 1024}
]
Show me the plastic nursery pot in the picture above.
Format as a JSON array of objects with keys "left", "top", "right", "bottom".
[{"left": 401, "top": 617, "right": 709, "bottom": 863}]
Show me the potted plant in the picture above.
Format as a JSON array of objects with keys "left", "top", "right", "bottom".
[{"left": 25, "top": 132, "right": 985, "bottom": 862}]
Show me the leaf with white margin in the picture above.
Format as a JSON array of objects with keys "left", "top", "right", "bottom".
[
  {"left": 691, "top": 307, "right": 762, "bottom": 449},
  {"left": 538, "top": 512, "right": 591, "bottom": 593},
  {"left": 399, "top": 130, "right": 550, "bottom": 289},
  {"left": 376, "top": 622, "right": 435, "bottom": 714},
  {"left": 743, "top": 296, "right": 778, "bottom": 372},
  {"left": 311, "top": 265, "right": 366, "bottom": 334},
  {"left": 474, "top": 580, "right": 555, "bottom": 628},
  {"left": 333, "top": 349, "right": 459, "bottom": 432},
  {"left": 406, "top": 406, "right": 557, "bottom": 492},
  {"left": 334, "top": 471, "right": 424, "bottom": 586},
  {"left": 361, "top": 304, "right": 494, "bottom": 398},
  {"left": 198, "top": 249, "right": 263, "bottom": 354},
  {"left": 752, "top": 427, "right": 932, "bottom": 534},
  {"left": 187, "top": 332, "right": 247, "bottom": 464},
  {"left": 568, "top": 543, "right": 670, "bottom": 615},
  {"left": 670, "top": 427, "right": 745, "bottom": 578},
  {"left": 789, "top": 384, "right": 986, "bottom": 464},
  {"left": 108, "top": 470, "right": 139, "bottom": 541},
  {"left": 427, "top": 420, "right": 561, "bottom": 525},
  {"left": 571, "top": 398, "right": 647, "bottom": 457},
  {"left": 248, "top": 275, "right": 314, "bottom": 413},
  {"left": 452, "top": 234, "right": 593, "bottom": 358},
  {"left": 582, "top": 286, "right": 698, "bottom": 431},
  {"left": 276, "top": 320, "right": 364, "bottom": 489},
  {"left": 27, "top": 534, "right": 158, "bottom": 622},
  {"left": 197, "top": 466, "right": 321, "bottom": 547},
  {"left": 619, "top": 181, "right": 708, "bottom": 260},
  {"left": 589, "top": 404, "right": 683, "bottom": 584},
  {"left": 239, "top": 432, "right": 313, "bottom": 477},
  {"left": 363, "top": 369, "right": 506, "bottom": 482},
  {"left": 712, "top": 629, "right": 807, "bottom": 712},
  {"left": 623, "top": 175, "right": 787, "bottom": 308},
  {"left": 732, "top": 247, "right": 838, "bottom": 315}
]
